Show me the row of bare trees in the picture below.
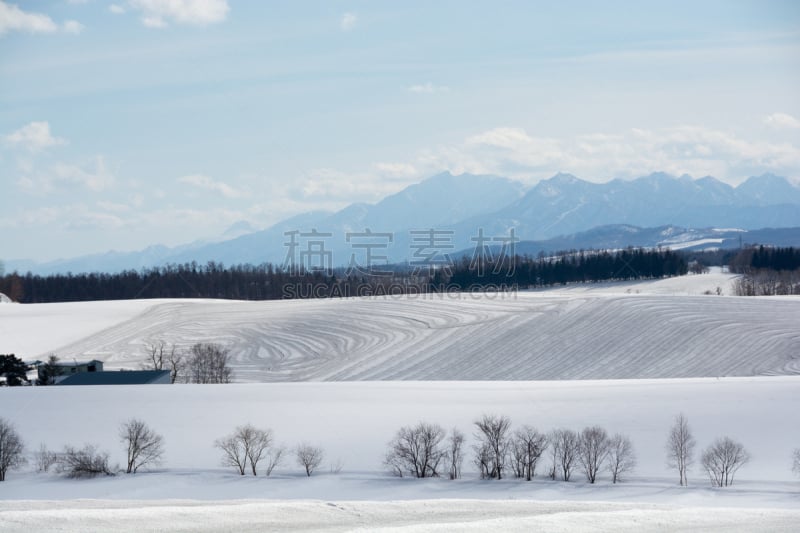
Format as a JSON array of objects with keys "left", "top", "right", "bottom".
[
  {"left": 0, "top": 417, "right": 163, "bottom": 480},
  {"left": 666, "top": 413, "right": 752, "bottom": 487},
  {"left": 732, "top": 270, "right": 800, "bottom": 296},
  {"left": 3, "top": 416, "right": 798, "bottom": 485},
  {"left": 143, "top": 341, "right": 232, "bottom": 384},
  {"left": 383, "top": 414, "right": 767, "bottom": 487},
  {"left": 383, "top": 422, "right": 462, "bottom": 479},
  {"left": 214, "top": 425, "right": 328, "bottom": 477},
  {"left": 385, "top": 416, "right": 636, "bottom": 484}
]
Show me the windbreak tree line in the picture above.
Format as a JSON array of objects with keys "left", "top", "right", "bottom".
[
  {"left": 0, "top": 248, "right": 687, "bottom": 303},
  {"left": 728, "top": 246, "right": 800, "bottom": 295},
  {"left": 2, "top": 415, "right": 797, "bottom": 486},
  {"left": 446, "top": 248, "right": 687, "bottom": 289},
  {"left": 729, "top": 246, "right": 800, "bottom": 273}
]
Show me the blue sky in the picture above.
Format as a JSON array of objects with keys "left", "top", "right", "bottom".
[{"left": 1, "top": 0, "right": 799, "bottom": 262}]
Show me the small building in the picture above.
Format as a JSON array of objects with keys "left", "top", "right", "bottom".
[
  {"left": 36, "top": 359, "right": 104, "bottom": 384},
  {"left": 56, "top": 370, "right": 171, "bottom": 386},
  {"left": 55, "top": 359, "right": 104, "bottom": 374}
]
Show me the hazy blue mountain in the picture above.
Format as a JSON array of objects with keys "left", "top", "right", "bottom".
[
  {"left": 735, "top": 173, "right": 800, "bottom": 205},
  {"left": 7, "top": 171, "right": 800, "bottom": 274},
  {"left": 453, "top": 225, "right": 800, "bottom": 260},
  {"left": 447, "top": 172, "right": 800, "bottom": 251},
  {"left": 163, "top": 172, "right": 525, "bottom": 268}
]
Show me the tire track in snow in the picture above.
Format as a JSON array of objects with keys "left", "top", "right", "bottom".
[{"left": 45, "top": 294, "right": 800, "bottom": 381}]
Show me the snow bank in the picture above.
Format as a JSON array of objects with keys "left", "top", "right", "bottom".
[{"left": 1, "top": 498, "right": 798, "bottom": 533}]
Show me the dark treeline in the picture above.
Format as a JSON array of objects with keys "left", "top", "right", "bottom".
[
  {"left": 728, "top": 246, "right": 800, "bottom": 296},
  {"left": 0, "top": 248, "right": 687, "bottom": 303},
  {"left": 444, "top": 248, "right": 687, "bottom": 289},
  {"left": 728, "top": 245, "right": 800, "bottom": 273}
]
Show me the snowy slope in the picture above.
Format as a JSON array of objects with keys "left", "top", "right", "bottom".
[
  {"left": 3, "top": 286, "right": 798, "bottom": 381},
  {"left": 0, "top": 299, "right": 187, "bottom": 358}
]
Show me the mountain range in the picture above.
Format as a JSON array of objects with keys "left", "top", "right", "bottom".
[{"left": 7, "top": 172, "right": 800, "bottom": 275}]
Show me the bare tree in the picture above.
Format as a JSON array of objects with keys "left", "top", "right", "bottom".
[
  {"left": 550, "top": 428, "right": 580, "bottom": 481},
  {"left": 120, "top": 418, "right": 165, "bottom": 474},
  {"left": 0, "top": 418, "right": 25, "bottom": 481},
  {"left": 58, "top": 445, "right": 113, "bottom": 478},
  {"left": 474, "top": 414, "right": 512, "bottom": 480},
  {"left": 474, "top": 441, "right": 493, "bottom": 480},
  {"left": 143, "top": 340, "right": 183, "bottom": 383},
  {"left": 510, "top": 426, "right": 547, "bottom": 481},
  {"left": 578, "top": 426, "right": 610, "bottom": 484},
  {"left": 215, "top": 425, "right": 275, "bottom": 476},
  {"left": 143, "top": 340, "right": 167, "bottom": 370},
  {"left": 701, "top": 437, "right": 750, "bottom": 487},
  {"left": 187, "top": 343, "right": 232, "bottom": 384},
  {"left": 447, "top": 428, "right": 465, "bottom": 480},
  {"left": 295, "top": 443, "right": 324, "bottom": 476},
  {"left": 793, "top": 448, "right": 800, "bottom": 477},
  {"left": 241, "top": 426, "right": 272, "bottom": 476},
  {"left": 34, "top": 443, "right": 59, "bottom": 473},
  {"left": 666, "top": 413, "right": 696, "bottom": 486},
  {"left": 384, "top": 422, "right": 446, "bottom": 478},
  {"left": 168, "top": 349, "right": 184, "bottom": 384},
  {"left": 607, "top": 433, "right": 636, "bottom": 484},
  {"left": 264, "top": 445, "right": 285, "bottom": 477},
  {"left": 328, "top": 458, "right": 345, "bottom": 474},
  {"left": 216, "top": 434, "right": 247, "bottom": 475}
]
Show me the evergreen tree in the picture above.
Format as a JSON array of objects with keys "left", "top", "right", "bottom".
[{"left": 0, "top": 355, "right": 30, "bottom": 386}]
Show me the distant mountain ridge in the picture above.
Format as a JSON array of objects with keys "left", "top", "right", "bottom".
[
  {"left": 7, "top": 171, "right": 800, "bottom": 274},
  {"left": 452, "top": 225, "right": 800, "bottom": 260}
]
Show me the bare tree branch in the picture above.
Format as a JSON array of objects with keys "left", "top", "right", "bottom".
[
  {"left": 295, "top": 443, "right": 324, "bottom": 477},
  {"left": 0, "top": 418, "right": 25, "bottom": 482},
  {"left": 607, "top": 433, "right": 637, "bottom": 483},
  {"left": 666, "top": 413, "right": 696, "bottom": 486},
  {"left": 701, "top": 437, "right": 750, "bottom": 487},
  {"left": 120, "top": 418, "right": 165, "bottom": 474}
]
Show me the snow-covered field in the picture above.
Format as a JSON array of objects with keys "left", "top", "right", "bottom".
[
  {"left": 3, "top": 498, "right": 799, "bottom": 532},
  {"left": 1, "top": 378, "right": 799, "bottom": 531},
  {"left": 1, "top": 272, "right": 798, "bottom": 381},
  {"left": 2, "top": 272, "right": 799, "bottom": 531}
]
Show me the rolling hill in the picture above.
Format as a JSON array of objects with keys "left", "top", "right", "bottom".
[{"left": 3, "top": 272, "right": 798, "bottom": 382}]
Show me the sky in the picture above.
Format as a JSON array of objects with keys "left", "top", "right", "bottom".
[{"left": 1, "top": 0, "right": 799, "bottom": 262}]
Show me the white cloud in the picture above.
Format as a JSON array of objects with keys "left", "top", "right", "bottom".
[
  {"left": 63, "top": 19, "right": 84, "bottom": 34},
  {"left": 179, "top": 174, "right": 245, "bottom": 198},
  {"left": 52, "top": 157, "right": 115, "bottom": 191},
  {"left": 373, "top": 162, "right": 419, "bottom": 180},
  {"left": 141, "top": 15, "right": 166, "bottom": 28},
  {"left": 399, "top": 124, "right": 799, "bottom": 186},
  {"left": 0, "top": 1, "right": 59, "bottom": 35},
  {"left": 16, "top": 156, "right": 115, "bottom": 193},
  {"left": 4, "top": 121, "right": 66, "bottom": 152},
  {"left": 128, "top": 0, "right": 229, "bottom": 28},
  {"left": 764, "top": 112, "right": 800, "bottom": 130},
  {"left": 340, "top": 12, "right": 357, "bottom": 31},
  {"left": 109, "top": 4, "right": 126, "bottom": 15},
  {"left": 0, "top": 204, "right": 122, "bottom": 230},
  {"left": 299, "top": 167, "right": 409, "bottom": 204},
  {"left": 408, "top": 82, "right": 450, "bottom": 94},
  {"left": 97, "top": 200, "right": 133, "bottom": 213}
]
